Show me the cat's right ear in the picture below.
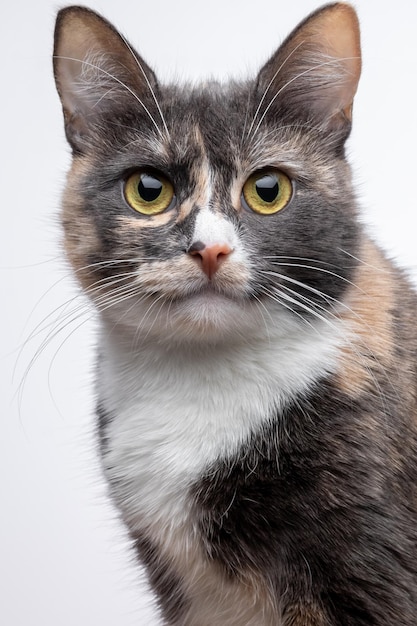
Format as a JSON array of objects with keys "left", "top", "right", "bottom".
[{"left": 53, "top": 6, "right": 159, "bottom": 153}]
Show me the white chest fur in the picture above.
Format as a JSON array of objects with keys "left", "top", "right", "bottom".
[{"left": 98, "top": 312, "right": 345, "bottom": 534}]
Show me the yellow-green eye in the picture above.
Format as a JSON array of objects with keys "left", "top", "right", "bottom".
[
  {"left": 124, "top": 171, "right": 175, "bottom": 215},
  {"left": 242, "top": 170, "right": 293, "bottom": 215}
]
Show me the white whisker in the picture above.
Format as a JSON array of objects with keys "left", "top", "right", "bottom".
[
  {"left": 54, "top": 55, "right": 165, "bottom": 139},
  {"left": 246, "top": 42, "right": 304, "bottom": 139},
  {"left": 261, "top": 267, "right": 400, "bottom": 413},
  {"left": 267, "top": 261, "right": 362, "bottom": 292},
  {"left": 118, "top": 33, "right": 170, "bottom": 140},
  {"left": 250, "top": 55, "right": 359, "bottom": 139},
  {"left": 258, "top": 285, "right": 315, "bottom": 331}
]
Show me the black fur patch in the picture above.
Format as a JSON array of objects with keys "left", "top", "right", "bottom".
[{"left": 192, "top": 377, "right": 417, "bottom": 624}]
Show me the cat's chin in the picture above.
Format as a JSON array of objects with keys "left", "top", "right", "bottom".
[
  {"left": 169, "top": 291, "right": 254, "bottom": 342},
  {"left": 103, "top": 289, "right": 260, "bottom": 344}
]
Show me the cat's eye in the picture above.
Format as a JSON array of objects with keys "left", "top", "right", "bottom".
[
  {"left": 242, "top": 170, "right": 293, "bottom": 215},
  {"left": 124, "top": 171, "right": 175, "bottom": 215}
]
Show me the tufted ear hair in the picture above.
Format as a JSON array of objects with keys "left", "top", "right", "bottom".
[
  {"left": 255, "top": 3, "right": 361, "bottom": 134},
  {"left": 53, "top": 6, "right": 159, "bottom": 152}
]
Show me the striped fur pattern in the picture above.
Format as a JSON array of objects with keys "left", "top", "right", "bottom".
[{"left": 53, "top": 4, "right": 417, "bottom": 624}]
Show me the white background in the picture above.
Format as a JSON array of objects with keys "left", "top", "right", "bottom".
[{"left": 1, "top": 1, "right": 416, "bottom": 624}]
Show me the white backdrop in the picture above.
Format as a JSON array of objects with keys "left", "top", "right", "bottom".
[{"left": 1, "top": 1, "right": 416, "bottom": 624}]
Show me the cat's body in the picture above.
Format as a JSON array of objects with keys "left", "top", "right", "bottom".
[{"left": 53, "top": 4, "right": 417, "bottom": 624}]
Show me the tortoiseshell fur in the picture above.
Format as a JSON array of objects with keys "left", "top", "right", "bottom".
[{"left": 53, "top": 4, "right": 417, "bottom": 624}]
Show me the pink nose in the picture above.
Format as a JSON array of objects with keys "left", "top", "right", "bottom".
[{"left": 189, "top": 242, "right": 233, "bottom": 279}]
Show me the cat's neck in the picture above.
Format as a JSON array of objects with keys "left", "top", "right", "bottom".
[
  {"left": 96, "top": 307, "right": 346, "bottom": 536},
  {"left": 97, "top": 309, "right": 346, "bottom": 411}
]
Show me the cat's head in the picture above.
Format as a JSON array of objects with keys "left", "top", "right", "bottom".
[{"left": 53, "top": 3, "right": 361, "bottom": 345}]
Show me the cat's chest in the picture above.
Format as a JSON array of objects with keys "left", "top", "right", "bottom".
[{"left": 97, "top": 317, "right": 345, "bottom": 532}]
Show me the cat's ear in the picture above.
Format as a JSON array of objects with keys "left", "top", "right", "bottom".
[
  {"left": 53, "top": 6, "right": 159, "bottom": 153},
  {"left": 256, "top": 3, "right": 361, "bottom": 133}
]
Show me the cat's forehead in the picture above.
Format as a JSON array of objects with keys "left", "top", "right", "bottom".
[
  {"left": 95, "top": 79, "right": 338, "bottom": 197},
  {"left": 141, "top": 81, "right": 310, "bottom": 179},
  {"left": 163, "top": 82, "right": 249, "bottom": 154}
]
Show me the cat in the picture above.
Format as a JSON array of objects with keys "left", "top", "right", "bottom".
[{"left": 53, "top": 3, "right": 417, "bottom": 624}]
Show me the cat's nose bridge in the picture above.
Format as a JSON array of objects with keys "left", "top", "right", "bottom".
[
  {"left": 188, "top": 207, "right": 238, "bottom": 278},
  {"left": 191, "top": 207, "right": 237, "bottom": 248},
  {"left": 189, "top": 241, "right": 233, "bottom": 279}
]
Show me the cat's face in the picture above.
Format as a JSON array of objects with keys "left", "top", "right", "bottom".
[{"left": 54, "top": 4, "right": 362, "bottom": 344}]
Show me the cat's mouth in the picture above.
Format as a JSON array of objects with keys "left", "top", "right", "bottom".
[
  {"left": 170, "top": 282, "right": 248, "bottom": 305},
  {"left": 132, "top": 250, "right": 252, "bottom": 307},
  {"left": 165, "top": 285, "right": 256, "bottom": 340}
]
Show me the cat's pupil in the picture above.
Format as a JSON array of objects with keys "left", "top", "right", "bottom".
[
  {"left": 138, "top": 174, "right": 162, "bottom": 202},
  {"left": 256, "top": 175, "right": 279, "bottom": 203}
]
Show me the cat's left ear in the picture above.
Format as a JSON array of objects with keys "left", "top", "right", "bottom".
[
  {"left": 256, "top": 2, "right": 361, "bottom": 132},
  {"left": 53, "top": 6, "right": 159, "bottom": 153}
]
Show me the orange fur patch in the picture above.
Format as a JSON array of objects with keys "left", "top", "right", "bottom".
[
  {"left": 283, "top": 602, "right": 330, "bottom": 626},
  {"left": 147, "top": 523, "right": 279, "bottom": 626},
  {"left": 336, "top": 237, "right": 395, "bottom": 397},
  {"left": 62, "top": 157, "right": 102, "bottom": 290}
]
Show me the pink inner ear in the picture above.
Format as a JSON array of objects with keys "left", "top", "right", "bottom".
[
  {"left": 53, "top": 6, "right": 162, "bottom": 152},
  {"left": 256, "top": 3, "right": 361, "bottom": 128},
  {"left": 53, "top": 6, "right": 158, "bottom": 123},
  {"left": 311, "top": 5, "right": 361, "bottom": 120}
]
